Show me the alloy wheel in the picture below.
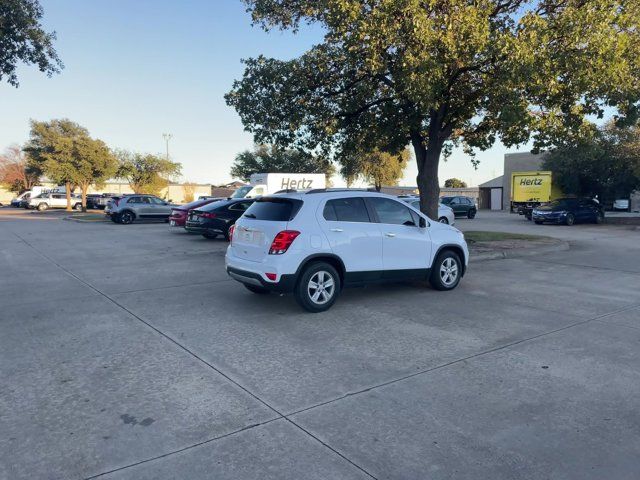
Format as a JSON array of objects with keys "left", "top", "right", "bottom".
[
  {"left": 307, "top": 270, "right": 335, "bottom": 305},
  {"left": 439, "top": 257, "right": 459, "bottom": 286}
]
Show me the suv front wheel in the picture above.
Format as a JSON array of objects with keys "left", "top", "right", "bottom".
[
  {"left": 295, "top": 262, "right": 341, "bottom": 313},
  {"left": 119, "top": 210, "right": 135, "bottom": 224},
  {"left": 430, "top": 250, "right": 462, "bottom": 291}
]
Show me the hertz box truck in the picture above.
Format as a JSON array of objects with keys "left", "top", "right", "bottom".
[
  {"left": 232, "top": 173, "right": 327, "bottom": 198},
  {"left": 511, "top": 171, "right": 562, "bottom": 219}
]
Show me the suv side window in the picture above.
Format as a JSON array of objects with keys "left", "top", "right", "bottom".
[
  {"left": 369, "top": 197, "right": 417, "bottom": 226},
  {"left": 324, "top": 198, "right": 370, "bottom": 222},
  {"left": 148, "top": 197, "right": 164, "bottom": 205},
  {"left": 127, "top": 196, "right": 141, "bottom": 204}
]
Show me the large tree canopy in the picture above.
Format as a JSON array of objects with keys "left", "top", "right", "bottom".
[
  {"left": 0, "top": 144, "right": 39, "bottom": 193},
  {"left": 230, "top": 144, "right": 335, "bottom": 182},
  {"left": 543, "top": 122, "right": 640, "bottom": 202},
  {"left": 1, "top": 0, "right": 62, "bottom": 87},
  {"left": 116, "top": 151, "right": 182, "bottom": 197},
  {"left": 227, "top": 0, "right": 640, "bottom": 218}
]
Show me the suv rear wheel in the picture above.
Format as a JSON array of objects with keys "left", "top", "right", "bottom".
[
  {"left": 37, "top": 202, "right": 48, "bottom": 211},
  {"left": 430, "top": 250, "right": 462, "bottom": 291},
  {"left": 438, "top": 217, "right": 449, "bottom": 224},
  {"left": 295, "top": 262, "right": 341, "bottom": 313}
]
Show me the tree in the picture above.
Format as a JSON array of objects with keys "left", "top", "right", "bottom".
[
  {"left": 0, "top": 144, "right": 39, "bottom": 193},
  {"left": 230, "top": 144, "right": 335, "bottom": 182},
  {"left": 24, "top": 119, "right": 90, "bottom": 211},
  {"left": 1, "top": 0, "right": 63, "bottom": 87},
  {"left": 226, "top": 0, "right": 640, "bottom": 219},
  {"left": 543, "top": 122, "right": 640, "bottom": 201},
  {"left": 70, "top": 137, "right": 118, "bottom": 211},
  {"left": 116, "top": 151, "right": 181, "bottom": 197},
  {"left": 444, "top": 178, "right": 467, "bottom": 188},
  {"left": 359, "top": 149, "right": 408, "bottom": 191}
]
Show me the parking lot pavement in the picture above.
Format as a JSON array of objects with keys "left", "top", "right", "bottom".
[{"left": 1, "top": 210, "right": 640, "bottom": 479}]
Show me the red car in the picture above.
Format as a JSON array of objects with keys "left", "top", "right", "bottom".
[{"left": 169, "top": 198, "right": 223, "bottom": 227}]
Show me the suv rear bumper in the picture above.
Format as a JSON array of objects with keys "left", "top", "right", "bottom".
[{"left": 226, "top": 266, "right": 297, "bottom": 293}]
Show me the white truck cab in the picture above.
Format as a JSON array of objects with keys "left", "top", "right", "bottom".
[{"left": 231, "top": 173, "right": 327, "bottom": 199}]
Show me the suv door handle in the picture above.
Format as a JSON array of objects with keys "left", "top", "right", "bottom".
[
  {"left": 385, "top": 232, "right": 396, "bottom": 237},
  {"left": 330, "top": 228, "right": 344, "bottom": 232}
]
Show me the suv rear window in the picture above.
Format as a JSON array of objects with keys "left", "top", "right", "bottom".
[
  {"left": 323, "top": 198, "right": 371, "bottom": 222},
  {"left": 243, "top": 197, "right": 302, "bottom": 221}
]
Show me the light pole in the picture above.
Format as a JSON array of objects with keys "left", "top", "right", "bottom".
[{"left": 162, "top": 133, "right": 173, "bottom": 161}]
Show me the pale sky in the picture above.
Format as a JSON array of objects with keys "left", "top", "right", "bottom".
[{"left": 1, "top": 0, "right": 530, "bottom": 188}]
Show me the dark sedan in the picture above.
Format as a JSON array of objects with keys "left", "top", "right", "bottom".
[
  {"left": 169, "top": 198, "right": 224, "bottom": 228},
  {"left": 532, "top": 198, "right": 604, "bottom": 226},
  {"left": 185, "top": 198, "right": 255, "bottom": 240}
]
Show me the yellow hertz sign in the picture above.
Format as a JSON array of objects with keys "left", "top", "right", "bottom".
[{"left": 511, "top": 171, "right": 553, "bottom": 203}]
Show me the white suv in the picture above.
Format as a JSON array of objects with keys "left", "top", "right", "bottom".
[{"left": 225, "top": 190, "right": 469, "bottom": 312}]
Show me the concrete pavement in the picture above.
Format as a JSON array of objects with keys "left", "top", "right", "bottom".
[{"left": 1, "top": 209, "right": 639, "bottom": 479}]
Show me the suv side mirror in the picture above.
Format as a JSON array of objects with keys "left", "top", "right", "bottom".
[{"left": 419, "top": 217, "right": 427, "bottom": 228}]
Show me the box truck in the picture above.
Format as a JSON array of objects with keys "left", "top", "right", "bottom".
[
  {"left": 231, "top": 173, "right": 327, "bottom": 198},
  {"left": 511, "top": 171, "right": 562, "bottom": 219}
]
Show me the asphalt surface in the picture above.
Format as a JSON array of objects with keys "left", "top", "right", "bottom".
[{"left": 1, "top": 208, "right": 639, "bottom": 480}]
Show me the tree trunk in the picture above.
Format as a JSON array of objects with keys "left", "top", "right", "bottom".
[
  {"left": 65, "top": 182, "right": 72, "bottom": 211},
  {"left": 81, "top": 184, "right": 88, "bottom": 212},
  {"left": 412, "top": 133, "right": 442, "bottom": 220}
]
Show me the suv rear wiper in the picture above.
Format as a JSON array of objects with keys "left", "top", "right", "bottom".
[{"left": 243, "top": 213, "right": 257, "bottom": 218}]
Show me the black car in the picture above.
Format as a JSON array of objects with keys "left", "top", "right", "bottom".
[
  {"left": 185, "top": 198, "right": 255, "bottom": 240},
  {"left": 85, "top": 194, "right": 102, "bottom": 209},
  {"left": 440, "top": 196, "right": 477, "bottom": 218},
  {"left": 532, "top": 198, "right": 604, "bottom": 226}
]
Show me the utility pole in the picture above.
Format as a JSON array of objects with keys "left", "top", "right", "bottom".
[{"left": 162, "top": 133, "right": 173, "bottom": 161}]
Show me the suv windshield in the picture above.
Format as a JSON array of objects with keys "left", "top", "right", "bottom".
[
  {"left": 440, "top": 197, "right": 453, "bottom": 205},
  {"left": 231, "top": 186, "right": 252, "bottom": 199},
  {"left": 243, "top": 197, "right": 302, "bottom": 221}
]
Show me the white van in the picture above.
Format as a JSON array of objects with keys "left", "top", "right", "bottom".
[{"left": 231, "top": 173, "right": 327, "bottom": 199}]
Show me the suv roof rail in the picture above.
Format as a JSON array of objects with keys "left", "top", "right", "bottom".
[{"left": 273, "top": 189, "right": 298, "bottom": 194}]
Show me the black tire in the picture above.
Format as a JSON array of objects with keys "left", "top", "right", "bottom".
[
  {"left": 430, "top": 250, "right": 462, "bottom": 291},
  {"left": 294, "top": 261, "right": 341, "bottom": 313},
  {"left": 595, "top": 212, "right": 604, "bottom": 224},
  {"left": 119, "top": 210, "right": 135, "bottom": 224},
  {"left": 203, "top": 233, "right": 218, "bottom": 240},
  {"left": 37, "top": 203, "right": 48, "bottom": 211},
  {"left": 223, "top": 225, "right": 232, "bottom": 241},
  {"left": 244, "top": 284, "right": 270, "bottom": 295},
  {"left": 73, "top": 203, "right": 82, "bottom": 211},
  {"left": 467, "top": 209, "right": 476, "bottom": 219},
  {"left": 438, "top": 217, "right": 449, "bottom": 224},
  {"left": 565, "top": 213, "right": 575, "bottom": 226},
  {"left": 534, "top": 220, "right": 543, "bottom": 225}
]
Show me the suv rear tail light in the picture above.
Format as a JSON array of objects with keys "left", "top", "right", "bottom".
[
  {"left": 269, "top": 230, "right": 300, "bottom": 255},
  {"left": 228, "top": 224, "right": 235, "bottom": 243},
  {"left": 201, "top": 212, "right": 217, "bottom": 219}
]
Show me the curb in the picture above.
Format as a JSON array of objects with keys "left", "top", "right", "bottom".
[
  {"left": 63, "top": 215, "right": 109, "bottom": 223},
  {"left": 471, "top": 241, "right": 570, "bottom": 262}
]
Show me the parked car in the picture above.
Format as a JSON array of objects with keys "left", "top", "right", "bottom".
[
  {"left": 28, "top": 192, "right": 82, "bottom": 211},
  {"left": 532, "top": 198, "right": 604, "bottom": 225},
  {"left": 105, "top": 194, "right": 174, "bottom": 224},
  {"left": 440, "top": 196, "right": 477, "bottom": 218},
  {"left": 225, "top": 190, "right": 469, "bottom": 312},
  {"left": 10, "top": 191, "right": 31, "bottom": 208},
  {"left": 613, "top": 198, "right": 630, "bottom": 211},
  {"left": 185, "top": 198, "right": 255, "bottom": 239},
  {"left": 399, "top": 197, "right": 455, "bottom": 225},
  {"left": 85, "top": 194, "right": 102, "bottom": 209},
  {"left": 88, "top": 193, "right": 118, "bottom": 209},
  {"left": 169, "top": 198, "right": 223, "bottom": 227}
]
